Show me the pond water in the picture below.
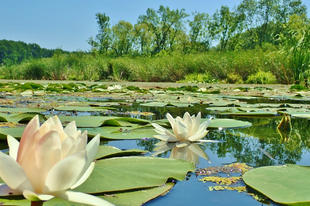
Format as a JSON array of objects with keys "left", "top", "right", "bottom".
[
  {"left": 104, "top": 99, "right": 310, "bottom": 206},
  {"left": 1, "top": 84, "right": 309, "bottom": 206}
]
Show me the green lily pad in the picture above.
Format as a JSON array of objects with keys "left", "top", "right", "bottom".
[
  {"left": 54, "top": 106, "right": 115, "bottom": 112},
  {"left": 95, "top": 145, "right": 149, "bottom": 159},
  {"left": 208, "top": 119, "right": 252, "bottom": 129},
  {"left": 0, "top": 127, "right": 26, "bottom": 140},
  {"left": 75, "top": 156, "right": 195, "bottom": 193},
  {"left": 291, "top": 114, "right": 310, "bottom": 119},
  {"left": 54, "top": 116, "right": 149, "bottom": 128},
  {"left": 140, "top": 102, "right": 192, "bottom": 107},
  {"left": 228, "top": 111, "right": 278, "bottom": 117},
  {"left": 99, "top": 182, "right": 174, "bottom": 206},
  {"left": 0, "top": 108, "right": 46, "bottom": 113},
  {"left": 243, "top": 164, "right": 310, "bottom": 205},
  {"left": 0, "top": 113, "right": 46, "bottom": 123},
  {"left": 86, "top": 127, "right": 157, "bottom": 140},
  {"left": 0, "top": 183, "right": 174, "bottom": 206}
]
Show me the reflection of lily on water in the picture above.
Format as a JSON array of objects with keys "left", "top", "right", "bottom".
[
  {"left": 151, "top": 112, "right": 221, "bottom": 164},
  {"left": 152, "top": 141, "right": 211, "bottom": 165}
]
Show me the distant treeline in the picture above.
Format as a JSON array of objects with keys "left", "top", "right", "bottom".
[{"left": 0, "top": 40, "right": 69, "bottom": 65}]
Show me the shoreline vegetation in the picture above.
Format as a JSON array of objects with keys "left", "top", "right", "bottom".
[{"left": 1, "top": 0, "right": 309, "bottom": 86}]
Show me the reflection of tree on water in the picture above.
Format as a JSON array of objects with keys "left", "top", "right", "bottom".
[
  {"left": 206, "top": 117, "right": 310, "bottom": 166},
  {"left": 136, "top": 138, "right": 160, "bottom": 152}
]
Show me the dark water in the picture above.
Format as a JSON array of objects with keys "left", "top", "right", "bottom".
[{"left": 101, "top": 99, "right": 310, "bottom": 206}]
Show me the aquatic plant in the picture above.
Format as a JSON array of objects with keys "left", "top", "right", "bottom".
[
  {"left": 151, "top": 112, "right": 212, "bottom": 142},
  {"left": 0, "top": 115, "right": 113, "bottom": 206}
]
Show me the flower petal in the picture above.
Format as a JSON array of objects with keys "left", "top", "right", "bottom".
[
  {"left": 0, "top": 151, "right": 34, "bottom": 193},
  {"left": 153, "top": 134, "right": 179, "bottom": 142},
  {"left": 190, "top": 112, "right": 201, "bottom": 136},
  {"left": 86, "top": 134, "right": 100, "bottom": 166},
  {"left": 44, "top": 150, "right": 87, "bottom": 193},
  {"left": 55, "top": 190, "right": 115, "bottom": 206},
  {"left": 151, "top": 123, "right": 167, "bottom": 135},
  {"left": 23, "top": 190, "right": 54, "bottom": 201},
  {"left": 64, "top": 121, "right": 78, "bottom": 138},
  {"left": 17, "top": 115, "right": 40, "bottom": 163},
  {"left": 0, "top": 184, "right": 21, "bottom": 196},
  {"left": 197, "top": 118, "right": 212, "bottom": 133},
  {"left": 7, "top": 135, "right": 19, "bottom": 160},
  {"left": 70, "top": 162, "right": 95, "bottom": 189},
  {"left": 175, "top": 121, "right": 188, "bottom": 140},
  {"left": 188, "top": 131, "right": 208, "bottom": 142},
  {"left": 166, "top": 113, "right": 176, "bottom": 130},
  {"left": 28, "top": 130, "right": 62, "bottom": 193}
]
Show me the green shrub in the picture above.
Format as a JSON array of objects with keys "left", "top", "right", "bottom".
[
  {"left": 226, "top": 73, "right": 243, "bottom": 84},
  {"left": 246, "top": 71, "right": 277, "bottom": 84},
  {"left": 290, "top": 84, "right": 307, "bottom": 91}
]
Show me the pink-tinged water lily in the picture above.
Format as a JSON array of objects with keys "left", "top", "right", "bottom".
[
  {"left": 151, "top": 112, "right": 212, "bottom": 142},
  {"left": 0, "top": 115, "right": 114, "bottom": 206}
]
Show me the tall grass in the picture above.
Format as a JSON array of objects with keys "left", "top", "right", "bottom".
[{"left": 0, "top": 49, "right": 292, "bottom": 84}]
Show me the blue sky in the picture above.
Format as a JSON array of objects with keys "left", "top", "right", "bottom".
[{"left": 1, "top": 0, "right": 309, "bottom": 52}]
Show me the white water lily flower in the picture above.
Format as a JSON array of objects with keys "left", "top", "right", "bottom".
[
  {"left": 107, "top": 84, "right": 122, "bottom": 90},
  {"left": 198, "top": 87, "right": 207, "bottom": 92},
  {"left": 0, "top": 115, "right": 114, "bottom": 206},
  {"left": 151, "top": 112, "right": 212, "bottom": 142}
]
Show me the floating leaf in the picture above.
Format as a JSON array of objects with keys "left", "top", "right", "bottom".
[
  {"left": 208, "top": 119, "right": 252, "bottom": 129},
  {"left": 86, "top": 127, "right": 158, "bottom": 140},
  {"left": 243, "top": 164, "right": 310, "bottom": 205},
  {"left": 75, "top": 156, "right": 195, "bottom": 193},
  {"left": 99, "top": 182, "right": 174, "bottom": 206},
  {"left": 95, "top": 145, "right": 148, "bottom": 159},
  {"left": 0, "top": 183, "right": 174, "bottom": 206},
  {"left": 140, "top": 102, "right": 192, "bottom": 107},
  {"left": 54, "top": 106, "right": 115, "bottom": 112},
  {"left": 0, "top": 108, "right": 46, "bottom": 113},
  {"left": 0, "top": 127, "right": 25, "bottom": 140}
]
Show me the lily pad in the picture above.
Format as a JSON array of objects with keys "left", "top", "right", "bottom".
[
  {"left": 140, "top": 102, "right": 192, "bottom": 107},
  {"left": 0, "top": 108, "right": 46, "bottom": 113},
  {"left": 228, "top": 111, "right": 278, "bottom": 117},
  {"left": 86, "top": 127, "right": 157, "bottom": 140},
  {"left": 53, "top": 116, "right": 149, "bottom": 128},
  {"left": 75, "top": 156, "right": 195, "bottom": 193},
  {"left": 54, "top": 106, "right": 115, "bottom": 112},
  {"left": 0, "top": 113, "right": 46, "bottom": 123},
  {"left": 0, "top": 183, "right": 174, "bottom": 206},
  {"left": 208, "top": 119, "right": 252, "bottom": 129},
  {"left": 243, "top": 164, "right": 310, "bottom": 205},
  {"left": 0, "top": 127, "right": 26, "bottom": 140},
  {"left": 95, "top": 145, "right": 148, "bottom": 159}
]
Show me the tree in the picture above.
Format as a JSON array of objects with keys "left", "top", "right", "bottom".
[
  {"left": 88, "top": 13, "right": 112, "bottom": 54},
  {"left": 111, "top": 20, "right": 134, "bottom": 56},
  {"left": 188, "top": 11, "right": 212, "bottom": 52},
  {"left": 133, "top": 22, "right": 153, "bottom": 54},
  {"left": 211, "top": 6, "right": 245, "bottom": 50},
  {"left": 138, "top": 5, "right": 189, "bottom": 54}
]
